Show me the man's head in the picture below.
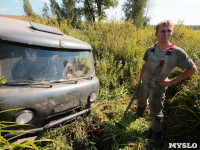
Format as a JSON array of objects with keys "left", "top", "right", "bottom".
[
  {"left": 156, "top": 20, "right": 174, "bottom": 33},
  {"left": 155, "top": 20, "right": 174, "bottom": 44}
]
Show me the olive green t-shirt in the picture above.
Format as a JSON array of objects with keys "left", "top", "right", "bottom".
[{"left": 143, "top": 45, "right": 194, "bottom": 71}]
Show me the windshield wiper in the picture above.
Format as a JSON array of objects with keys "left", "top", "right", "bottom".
[
  {"left": 5, "top": 81, "right": 53, "bottom": 88},
  {"left": 83, "top": 76, "right": 93, "bottom": 80},
  {"left": 5, "top": 79, "right": 78, "bottom": 87},
  {"left": 50, "top": 79, "right": 78, "bottom": 84}
]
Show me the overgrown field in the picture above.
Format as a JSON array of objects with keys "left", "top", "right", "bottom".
[{"left": 2, "top": 17, "right": 200, "bottom": 149}]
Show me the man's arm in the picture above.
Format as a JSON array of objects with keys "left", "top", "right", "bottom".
[
  {"left": 138, "top": 62, "right": 147, "bottom": 86},
  {"left": 156, "top": 64, "right": 197, "bottom": 87}
]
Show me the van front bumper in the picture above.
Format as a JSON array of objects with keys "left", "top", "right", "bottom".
[{"left": 4, "top": 102, "right": 99, "bottom": 139}]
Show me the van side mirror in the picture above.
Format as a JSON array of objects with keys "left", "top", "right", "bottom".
[{"left": 94, "top": 60, "right": 98, "bottom": 68}]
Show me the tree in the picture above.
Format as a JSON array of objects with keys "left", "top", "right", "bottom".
[
  {"left": 23, "top": 0, "right": 36, "bottom": 16},
  {"left": 62, "top": 0, "right": 82, "bottom": 25},
  {"left": 62, "top": 0, "right": 75, "bottom": 20},
  {"left": 123, "top": 0, "right": 149, "bottom": 28},
  {"left": 84, "top": 0, "right": 95, "bottom": 22},
  {"left": 84, "top": 0, "right": 118, "bottom": 22},
  {"left": 50, "top": 0, "right": 64, "bottom": 25},
  {"left": 49, "top": 0, "right": 118, "bottom": 23},
  {"left": 50, "top": 0, "right": 64, "bottom": 17},
  {"left": 96, "top": 0, "right": 118, "bottom": 21},
  {"left": 42, "top": 2, "right": 50, "bottom": 19}
]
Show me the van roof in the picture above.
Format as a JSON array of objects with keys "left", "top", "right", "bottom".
[{"left": 0, "top": 17, "right": 92, "bottom": 50}]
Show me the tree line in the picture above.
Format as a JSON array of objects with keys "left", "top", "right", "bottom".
[
  {"left": 23, "top": 0, "right": 150, "bottom": 28},
  {"left": 188, "top": 25, "right": 200, "bottom": 30}
]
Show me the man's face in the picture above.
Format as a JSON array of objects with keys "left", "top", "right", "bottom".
[{"left": 155, "top": 25, "right": 173, "bottom": 43}]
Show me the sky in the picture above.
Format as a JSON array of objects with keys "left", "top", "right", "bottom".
[{"left": 0, "top": 0, "right": 200, "bottom": 25}]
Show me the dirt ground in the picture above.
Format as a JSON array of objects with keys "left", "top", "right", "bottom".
[
  {"left": 14, "top": 136, "right": 37, "bottom": 144},
  {"left": 0, "top": 14, "right": 26, "bottom": 20}
]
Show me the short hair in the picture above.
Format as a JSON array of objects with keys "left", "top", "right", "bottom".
[{"left": 156, "top": 20, "right": 174, "bottom": 32}]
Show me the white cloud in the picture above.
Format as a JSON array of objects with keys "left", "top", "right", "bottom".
[
  {"left": 12, "top": 0, "right": 19, "bottom": 3},
  {"left": 181, "top": 0, "right": 200, "bottom": 5},
  {"left": 0, "top": 8, "right": 8, "bottom": 12}
]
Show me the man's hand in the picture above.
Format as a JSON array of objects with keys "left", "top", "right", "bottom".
[
  {"left": 138, "top": 63, "right": 146, "bottom": 86},
  {"left": 156, "top": 78, "right": 172, "bottom": 87},
  {"left": 156, "top": 64, "right": 197, "bottom": 87},
  {"left": 138, "top": 79, "right": 142, "bottom": 86}
]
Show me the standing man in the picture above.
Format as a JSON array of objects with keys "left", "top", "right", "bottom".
[{"left": 137, "top": 20, "right": 197, "bottom": 144}]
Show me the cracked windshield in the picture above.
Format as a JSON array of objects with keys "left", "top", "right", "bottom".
[{"left": 0, "top": 42, "right": 94, "bottom": 82}]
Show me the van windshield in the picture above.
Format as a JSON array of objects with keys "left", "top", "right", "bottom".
[{"left": 0, "top": 42, "right": 95, "bottom": 82}]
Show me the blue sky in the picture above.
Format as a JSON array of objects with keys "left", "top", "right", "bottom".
[{"left": 1, "top": 0, "right": 200, "bottom": 25}]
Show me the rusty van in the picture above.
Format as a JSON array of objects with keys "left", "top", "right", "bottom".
[{"left": 0, "top": 17, "right": 99, "bottom": 138}]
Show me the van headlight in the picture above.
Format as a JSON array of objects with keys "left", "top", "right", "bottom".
[
  {"left": 15, "top": 110, "right": 34, "bottom": 124},
  {"left": 89, "top": 92, "right": 97, "bottom": 103}
]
